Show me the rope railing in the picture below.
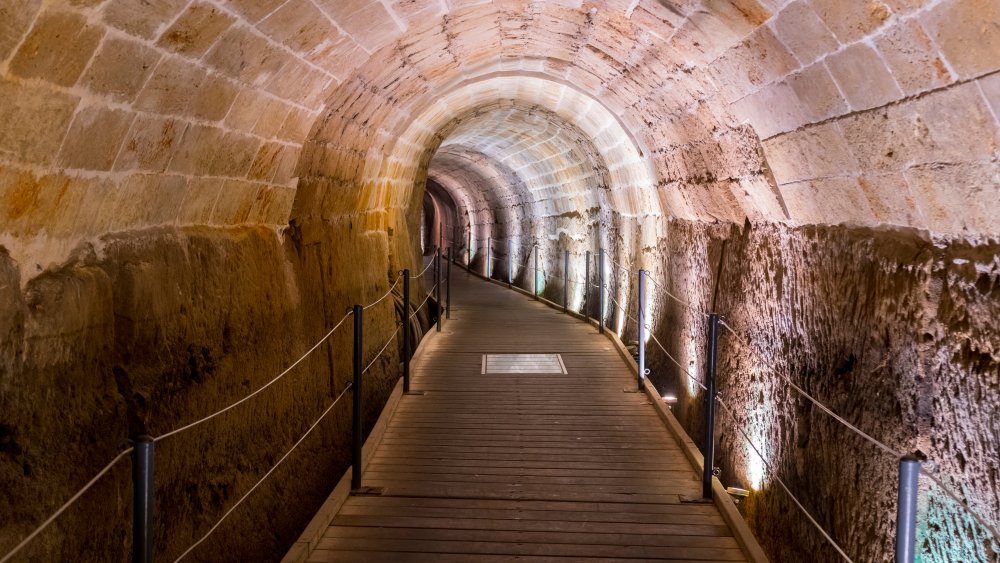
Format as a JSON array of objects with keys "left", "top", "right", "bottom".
[
  {"left": 156, "top": 310, "right": 355, "bottom": 443},
  {"left": 173, "top": 381, "right": 355, "bottom": 562},
  {"left": 465, "top": 242, "right": 999, "bottom": 559},
  {"left": 363, "top": 272, "right": 403, "bottom": 311},
  {"left": 716, "top": 397, "right": 855, "bottom": 563},
  {"left": 0, "top": 448, "right": 134, "bottom": 563},
  {"left": 363, "top": 324, "right": 402, "bottom": 375},
  {"left": 0, "top": 267, "right": 429, "bottom": 563}
]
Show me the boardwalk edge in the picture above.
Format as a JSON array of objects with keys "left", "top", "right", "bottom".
[{"left": 281, "top": 324, "right": 441, "bottom": 563}]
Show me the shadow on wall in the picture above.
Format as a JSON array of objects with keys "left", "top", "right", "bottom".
[
  {"left": 0, "top": 224, "right": 421, "bottom": 561},
  {"left": 646, "top": 220, "right": 1000, "bottom": 562}
]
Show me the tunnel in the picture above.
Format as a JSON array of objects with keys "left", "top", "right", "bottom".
[{"left": 0, "top": 0, "right": 998, "bottom": 561}]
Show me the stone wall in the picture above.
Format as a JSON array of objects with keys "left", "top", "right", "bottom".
[
  {"left": 0, "top": 224, "right": 414, "bottom": 561},
  {"left": 646, "top": 220, "right": 999, "bottom": 562}
]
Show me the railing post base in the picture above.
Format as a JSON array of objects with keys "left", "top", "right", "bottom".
[
  {"left": 895, "top": 456, "right": 921, "bottom": 563},
  {"left": 702, "top": 313, "right": 719, "bottom": 500},
  {"left": 352, "top": 304, "right": 363, "bottom": 491},
  {"left": 131, "top": 435, "right": 154, "bottom": 563}
]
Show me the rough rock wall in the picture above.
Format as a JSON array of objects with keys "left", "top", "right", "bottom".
[
  {"left": 647, "top": 220, "right": 999, "bottom": 562},
  {"left": 0, "top": 224, "right": 411, "bottom": 561}
]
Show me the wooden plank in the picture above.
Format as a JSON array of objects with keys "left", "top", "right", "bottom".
[{"left": 295, "top": 272, "right": 751, "bottom": 562}]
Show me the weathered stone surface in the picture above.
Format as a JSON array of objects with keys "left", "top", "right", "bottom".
[
  {"left": 80, "top": 37, "right": 161, "bottom": 103},
  {"left": 826, "top": 42, "right": 903, "bottom": 111},
  {"left": 102, "top": 0, "right": 188, "bottom": 39},
  {"left": 0, "top": 79, "right": 78, "bottom": 165},
  {"left": 0, "top": 2, "right": 999, "bottom": 562},
  {"left": 57, "top": 106, "right": 135, "bottom": 171},
  {"left": 155, "top": 1, "right": 235, "bottom": 57},
  {"left": 114, "top": 114, "right": 185, "bottom": 173},
  {"left": 9, "top": 10, "right": 103, "bottom": 87},
  {"left": 0, "top": 0, "right": 43, "bottom": 63},
  {"left": 922, "top": 0, "right": 1000, "bottom": 79}
]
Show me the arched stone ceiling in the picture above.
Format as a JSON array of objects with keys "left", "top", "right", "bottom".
[{"left": 1, "top": 0, "right": 997, "bottom": 275}]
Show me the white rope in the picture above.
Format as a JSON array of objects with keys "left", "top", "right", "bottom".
[
  {"left": 643, "top": 273, "right": 705, "bottom": 316},
  {"left": 412, "top": 259, "right": 435, "bottom": 279},
  {"left": 0, "top": 448, "right": 134, "bottom": 563},
  {"left": 717, "top": 318, "right": 906, "bottom": 460},
  {"left": 716, "top": 398, "right": 854, "bottom": 562},
  {"left": 362, "top": 272, "right": 402, "bottom": 311},
  {"left": 156, "top": 310, "right": 354, "bottom": 442},
  {"left": 363, "top": 324, "right": 401, "bottom": 374},
  {"left": 410, "top": 284, "right": 437, "bottom": 320},
  {"left": 173, "top": 382, "right": 353, "bottom": 562}
]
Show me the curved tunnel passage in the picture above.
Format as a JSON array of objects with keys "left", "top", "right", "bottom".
[{"left": 0, "top": 1, "right": 998, "bottom": 562}]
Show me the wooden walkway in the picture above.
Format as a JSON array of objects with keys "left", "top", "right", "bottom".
[{"left": 306, "top": 269, "right": 750, "bottom": 562}]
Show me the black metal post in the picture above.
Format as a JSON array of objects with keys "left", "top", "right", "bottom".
[
  {"left": 402, "top": 270, "right": 410, "bottom": 394},
  {"left": 507, "top": 239, "right": 513, "bottom": 289},
  {"left": 435, "top": 250, "right": 442, "bottom": 332},
  {"left": 598, "top": 248, "right": 605, "bottom": 334},
  {"left": 352, "top": 304, "right": 363, "bottom": 490},
  {"left": 131, "top": 435, "right": 154, "bottom": 563},
  {"left": 533, "top": 245, "right": 539, "bottom": 298},
  {"left": 563, "top": 250, "right": 569, "bottom": 313},
  {"left": 896, "top": 456, "right": 921, "bottom": 562},
  {"left": 702, "top": 313, "right": 719, "bottom": 499},
  {"left": 468, "top": 232, "right": 472, "bottom": 265},
  {"left": 584, "top": 250, "right": 591, "bottom": 320},
  {"left": 446, "top": 248, "right": 452, "bottom": 319},
  {"left": 486, "top": 237, "right": 491, "bottom": 278},
  {"left": 638, "top": 270, "right": 646, "bottom": 392}
]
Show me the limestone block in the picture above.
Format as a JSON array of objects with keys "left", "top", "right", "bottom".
[
  {"left": 134, "top": 57, "right": 208, "bottom": 115},
  {"left": 114, "top": 114, "right": 186, "bottom": 173},
  {"left": 313, "top": 0, "right": 403, "bottom": 52},
  {"left": 978, "top": 73, "right": 1000, "bottom": 120},
  {"left": 922, "top": 0, "right": 1000, "bottom": 79},
  {"left": 826, "top": 42, "right": 903, "bottom": 111},
  {"left": 857, "top": 172, "right": 923, "bottom": 228},
  {"left": 904, "top": 161, "right": 1000, "bottom": 233},
  {"left": 876, "top": 18, "right": 954, "bottom": 96},
  {"left": 205, "top": 26, "right": 286, "bottom": 86},
  {"left": 786, "top": 62, "right": 848, "bottom": 122},
  {"left": 880, "top": 0, "right": 932, "bottom": 14},
  {"left": 210, "top": 179, "right": 262, "bottom": 224},
  {"left": 703, "top": 0, "right": 772, "bottom": 36},
  {"left": 740, "top": 25, "right": 799, "bottom": 88},
  {"left": 81, "top": 37, "right": 161, "bottom": 103},
  {"left": 763, "top": 122, "right": 858, "bottom": 183},
  {"left": 390, "top": 0, "right": 447, "bottom": 27},
  {"left": 734, "top": 80, "right": 809, "bottom": 138},
  {"left": 9, "top": 10, "right": 103, "bottom": 87},
  {"left": 808, "top": 0, "right": 891, "bottom": 44},
  {"left": 0, "top": 79, "right": 79, "bottom": 165},
  {"left": 57, "top": 105, "right": 135, "bottom": 171},
  {"left": 175, "top": 177, "right": 223, "bottom": 224},
  {"left": 156, "top": 1, "right": 236, "bottom": 57},
  {"left": 224, "top": 0, "right": 287, "bottom": 24},
  {"left": 629, "top": 2, "right": 689, "bottom": 39},
  {"left": 109, "top": 174, "right": 187, "bottom": 231},
  {"left": 102, "top": 0, "right": 188, "bottom": 39},
  {"left": 224, "top": 89, "right": 268, "bottom": 131},
  {"left": 166, "top": 124, "right": 225, "bottom": 175},
  {"left": 212, "top": 132, "right": 260, "bottom": 177},
  {"left": 781, "top": 176, "right": 876, "bottom": 224},
  {"left": 192, "top": 73, "right": 239, "bottom": 121},
  {"left": 248, "top": 142, "right": 286, "bottom": 181},
  {"left": 0, "top": 0, "right": 42, "bottom": 62},
  {"left": 247, "top": 185, "right": 295, "bottom": 224},
  {"left": 912, "top": 81, "right": 999, "bottom": 164},
  {"left": 257, "top": 0, "right": 342, "bottom": 55},
  {"left": 769, "top": 0, "right": 839, "bottom": 66}
]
